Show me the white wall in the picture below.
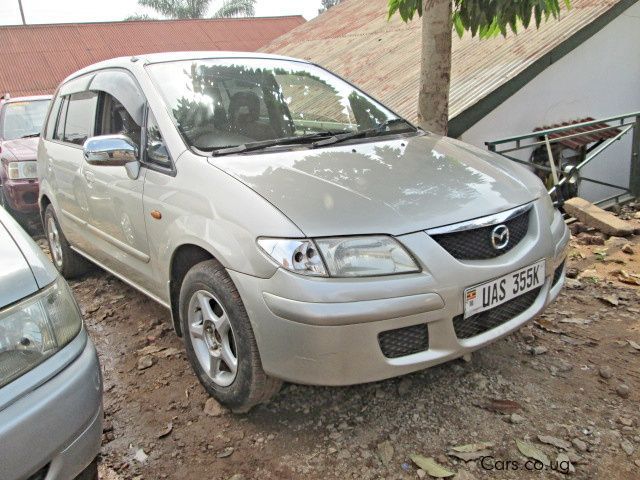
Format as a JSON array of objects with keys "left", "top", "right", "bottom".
[{"left": 461, "top": 2, "right": 640, "bottom": 203}]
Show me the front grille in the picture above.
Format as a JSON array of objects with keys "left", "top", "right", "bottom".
[
  {"left": 453, "top": 287, "right": 542, "bottom": 339},
  {"left": 552, "top": 261, "right": 565, "bottom": 286},
  {"left": 378, "top": 324, "right": 429, "bottom": 358},
  {"left": 27, "top": 464, "right": 49, "bottom": 480},
  {"left": 431, "top": 209, "right": 530, "bottom": 260}
]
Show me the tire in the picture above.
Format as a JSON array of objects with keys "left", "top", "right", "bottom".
[
  {"left": 75, "top": 458, "right": 99, "bottom": 480},
  {"left": 44, "top": 204, "right": 90, "bottom": 279},
  {"left": 179, "top": 259, "right": 282, "bottom": 413},
  {"left": 0, "top": 184, "right": 13, "bottom": 213}
]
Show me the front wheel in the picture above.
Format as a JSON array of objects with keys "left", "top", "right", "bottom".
[{"left": 179, "top": 259, "right": 281, "bottom": 412}]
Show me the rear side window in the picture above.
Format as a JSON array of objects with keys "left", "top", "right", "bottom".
[{"left": 56, "top": 92, "right": 98, "bottom": 146}]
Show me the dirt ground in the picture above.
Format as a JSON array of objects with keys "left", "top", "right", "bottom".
[{"left": 32, "top": 205, "right": 640, "bottom": 480}]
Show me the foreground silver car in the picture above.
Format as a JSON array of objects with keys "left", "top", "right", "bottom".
[
  {"left": 38, "top": 52, "right": 569, "bottom": 411},
  {"left": 0, "top": 207, "right": 102, "bottom": 479}
]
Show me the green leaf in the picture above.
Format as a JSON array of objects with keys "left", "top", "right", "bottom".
[
  {"left": 453, "top": 13, "right": 465, "bottom": 38},
  {"left": 387, "top": 0, "right": 572, "bottom": 36},
  {"left": 409, "top": 455, "right": 456, "bottom": 477},
  {"left": 534, "top": 4, "right": 543, "bottom": 28}
]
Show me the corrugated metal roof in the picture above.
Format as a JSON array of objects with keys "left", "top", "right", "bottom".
[
  {"left": 263, "top": 0, "right": 630, "bottom": 128},
  {"left": 0, "top": 16, "right": 305, "bottom": 97},
  {"left": 534, "top": 117, "right": 621, "bottom": 149}
]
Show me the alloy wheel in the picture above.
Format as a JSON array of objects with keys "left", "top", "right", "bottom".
[
  {"left": 187, "top": 290, "right": 238, "bottom": 387},
  {"left": 47, "top": 216, "right": 63, "bottom": 268}
]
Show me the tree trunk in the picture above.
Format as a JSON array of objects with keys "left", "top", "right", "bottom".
[{"left": 417, "top": 0, "right": 452, "bottom": 135}]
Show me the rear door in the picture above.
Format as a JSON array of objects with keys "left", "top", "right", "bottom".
[{"left": 40, "top": 76, "right": 98, "bottom": 252}]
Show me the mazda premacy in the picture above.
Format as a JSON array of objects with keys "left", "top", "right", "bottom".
[{"left": 38, "top": 52, "right": 569, "bottom": 411}]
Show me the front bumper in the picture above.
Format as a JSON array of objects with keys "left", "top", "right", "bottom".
[
  {"left": 3, "top": 178, "right": 40, "bottom": 213},
  {"left": 231, "top": 201, "right": 570, "bottom": 386},
  {"left": 0, "top": 332, "right": 103, "bottom": 480}
]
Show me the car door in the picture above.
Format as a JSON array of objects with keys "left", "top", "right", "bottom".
[
  {"left": 42, "top": 78, "right": 98, "bottom": 253},
  {"left": 79, "top": 70, "right": 152, "bottom": 288}
]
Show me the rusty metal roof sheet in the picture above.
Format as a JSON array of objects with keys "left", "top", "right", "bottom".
[
  {"left": 0, "top": 16, "right": 305, "bottom": 97},
  {"left": 262, "top": 0, "right": 633, "bottom": 133},
  {"left": 534, "top": 117, "right": 621, "bottom": 150}
]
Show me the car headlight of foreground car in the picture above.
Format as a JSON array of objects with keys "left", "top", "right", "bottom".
[
  {"left": 0, "top": 277, "right": 82, "bottom": 388},
  {"left": 6, "top": 160, "right": 38, "bottom": 180},
  {"left": 258, "top": 236, "right": 420, "bottom": 277}
]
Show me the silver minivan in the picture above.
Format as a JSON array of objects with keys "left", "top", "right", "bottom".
[
  {"left": 0, "top": 207, "right": 102, "bottom": 479},
  {"left": 38, "top": 52, "right": 569, "bottom": 412}
]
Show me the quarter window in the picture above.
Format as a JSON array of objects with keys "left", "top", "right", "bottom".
[
  {"left": 53, "top": 97, "right": 68, "bottom": 142},
  {"left": 45, "top": 95, "right": 62, "bottom": 140},
  {"left": 146, "top": 111, "right": 171, "bottom": 168}
]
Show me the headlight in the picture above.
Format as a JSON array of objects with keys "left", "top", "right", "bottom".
[
  {"left": 316, "top": 236, "right": 420, "bottom": 277},
  {"left": 7, "top": 161, "right": 38, "bottom": 180},
  {"left": 258, "top": 236, "right": 420, "bottom": 277},
  {"left": 0, "top": 277, "right": 82, "bottom": 388},
  {"left": 257, "top": 238, "right": 327, "bottom": 276},
  {"left": 540, "top": 192, "right": 557, "bottom": 224}
]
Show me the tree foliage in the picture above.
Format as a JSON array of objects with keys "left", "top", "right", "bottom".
[
  {"left": 388, "top": 0, "right": 571, "bottom": 38},
  {"left": 128, "top": 0, "right": 256, "bottom": 20},
  {"left": 137, "top": 0, "right": 210, "bottom": 19},
  {"left": 212, "top": 0, "right": 256, "bottom": 18},
  {"left": 319, "top": 0, "right": 342, "bottom": 13}
]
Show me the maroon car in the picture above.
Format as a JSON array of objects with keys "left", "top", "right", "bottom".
[{"left": 0, "top": 95, "right": 51, "bottom": 218}]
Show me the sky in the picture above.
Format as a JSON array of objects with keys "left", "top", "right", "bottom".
[{"left": 0, "top": 0, "right": 323, "bottom": 25}]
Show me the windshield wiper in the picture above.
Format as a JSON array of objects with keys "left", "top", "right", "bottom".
[
  {"left": 210, "top": 131, "right": 342, "bottom": 157},
  {"left": 20, "top": 133, "right": 40, "bottom": 138},
  {"left": 312, "top": 118, "right": 416, "bottom": 148}
]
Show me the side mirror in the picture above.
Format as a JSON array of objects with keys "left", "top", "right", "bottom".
[{"left": 83, "top": 135, "right": 140, "bottom": 179}]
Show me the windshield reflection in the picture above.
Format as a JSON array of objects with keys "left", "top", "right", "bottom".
[{"left": 147, "top": 59, "right": 407, "bottom": 152}]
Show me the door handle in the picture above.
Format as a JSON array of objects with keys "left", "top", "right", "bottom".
[{"left": 83, "top": 171, "right": 96, "bottom": 183}]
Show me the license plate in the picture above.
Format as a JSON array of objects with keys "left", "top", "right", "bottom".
[{"left": 464, "top": 260, "right": 546, "bottom": 318}]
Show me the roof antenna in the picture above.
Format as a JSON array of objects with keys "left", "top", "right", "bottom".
[{"left": 0, "top": 93, "right": 10, "bottom": 100}]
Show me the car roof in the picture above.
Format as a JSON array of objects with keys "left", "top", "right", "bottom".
[
  {"left": 1, "top": 95, "right": 52, "bottom": 102},
  {"left": 61, "top": 51, "right": 309, "bottom": 85},
  {"left": 0, "top": 95, "right": 52, "bottom": 105}
]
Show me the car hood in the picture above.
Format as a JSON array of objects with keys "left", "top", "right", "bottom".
[
  {"left": 209, "top": 133, "right": 542, "bottom": 237},
  {"left": 0, "top": 208, "right": 57, "bottom": 309},
  {"left": 1, "top": 137, "right": 39, "bottom": 161},
  {"left": 0, "top": 220, "right": 39, "bottom": 308}
]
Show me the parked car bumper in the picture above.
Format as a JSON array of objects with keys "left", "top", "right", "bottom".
[
  {"left": 0, "top": 331, "right": 103, "bottom": 480},
  {"left": 230, "top": 201, "right": 570, "bottom": 386},
  {"left": 2, "top": 178, "right": 40, "bottom": 214}
]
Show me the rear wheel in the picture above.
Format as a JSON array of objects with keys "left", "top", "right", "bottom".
[
  {"left": 179, "top": 259, "right": 282, "bottom": 412},
  {"left": 44, "top": 205, "right": 90, "bottom": 278}
]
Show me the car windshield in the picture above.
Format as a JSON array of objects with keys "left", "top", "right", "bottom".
[
  {"left": 1, "top": 99, "right": 50, "bottom": 140},
  {"left": 147, "top": 58, "right": 414, "bottom": 152}
]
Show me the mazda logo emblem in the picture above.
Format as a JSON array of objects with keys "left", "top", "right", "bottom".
[{"left": 491, "top": 224, "right": 510, "bottom": 250}]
